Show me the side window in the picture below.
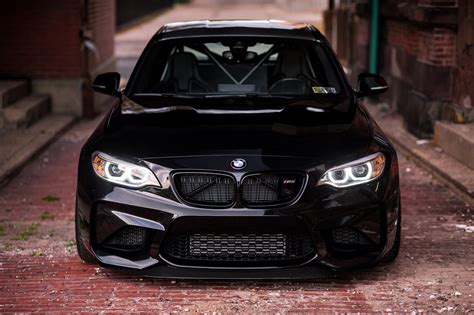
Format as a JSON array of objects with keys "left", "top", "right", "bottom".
[
  {"left": 268, "top": 52, "right": 278, "bottom": 61},
  {"left": 247, "top": 43, "right": 273, "bottom": 55},
  {"left": 204, "top": 43, "right": 227, "bottom": 56},
  {"left": 183, "top": 46, "right": 209, "bottom": 61},
  {"left": 159, "top": 46, "right": 176, "bottom": 82}
]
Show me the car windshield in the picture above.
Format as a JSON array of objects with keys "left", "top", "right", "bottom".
[{"left": 128, "top": 37, "right": 345, "bottom": 98}]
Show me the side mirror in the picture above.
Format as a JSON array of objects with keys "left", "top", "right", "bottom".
[
  {"left": 92, "top": 72, "right": 121, "bottom": 97},
  {"left": 356, "top": 73, "right": 388, "bottom": 97}
]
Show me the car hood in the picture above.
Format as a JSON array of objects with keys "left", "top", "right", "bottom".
[{"left": 91, "top": 101, "right": 372, "bottom": 170}]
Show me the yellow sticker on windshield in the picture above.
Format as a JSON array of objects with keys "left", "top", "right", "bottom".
[{"left": 312, "top": 86, "right": 337, "bottom": 94}]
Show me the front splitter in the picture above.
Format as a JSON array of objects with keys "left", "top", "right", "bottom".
[{"left": 100, "top": 262, "right": 338, "bottom": 280}]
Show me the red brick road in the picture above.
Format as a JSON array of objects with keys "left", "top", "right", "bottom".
[{"left": 0, "top": 117, "right": 473, "bottom": 312}]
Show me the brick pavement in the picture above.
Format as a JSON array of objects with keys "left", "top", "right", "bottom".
[
  {"left": 1, "top": 2, "right": 473, "bottom": 313},
  {"left": 0, "top": 112, "right": 472, "bottom": 313}
]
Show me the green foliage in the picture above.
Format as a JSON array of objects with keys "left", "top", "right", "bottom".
[
  {"left": 40, "top": 211, "right": 53, "bottom": 220},
  {"left": 31, "top": 250, "right": 43, "bottom": 257},
  {"left": 11, "top": 223, "right": 40, "bottom": 241},
  {"left": 41, "top": 195, "right": 60, "bottom": 202}
]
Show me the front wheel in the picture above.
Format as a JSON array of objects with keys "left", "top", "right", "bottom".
[
  {"left": 382, "top": 198, "right": 401, "bottom": 263},
  {"left": 75, "top": 205, "right": 96, "bottom": 263}
]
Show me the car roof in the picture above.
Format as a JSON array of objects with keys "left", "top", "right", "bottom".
[{"left": 156, "top": 20, "right": 322, "bottom": 41}]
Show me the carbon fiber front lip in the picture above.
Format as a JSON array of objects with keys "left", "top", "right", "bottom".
[
  {"left": 100, "top": 262, "right": 337, "bottom": 280},
  {"left": 157, "top": 252, "right": 319, "bottom": 270}
]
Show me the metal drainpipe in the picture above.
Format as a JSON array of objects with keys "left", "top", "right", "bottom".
[{"left": 369, "top": 0, "right": 379, "bottom": 74}]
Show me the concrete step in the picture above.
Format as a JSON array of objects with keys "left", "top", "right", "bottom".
[
  {"left": 1, "top": 95, "right": 51, "bottom": 129},
  {"left": 0, "top": 80, "right": 30, "bottom": 108},
  {"left": 0, "top": 114, "right": 76, "bottom": 185},
  {"left": 434, "top": 121, "right": 474, "bottom": 170}
]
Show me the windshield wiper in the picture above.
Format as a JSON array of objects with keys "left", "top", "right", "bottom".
[
  {"left": 133, "top": 93, "right": 205, "bottom": 98},
  {"left": 203, "top": 93, "right": 293, "bottom": 99},
  {"left": 134, "top": 92, "right": 315, "bottom": 101}
]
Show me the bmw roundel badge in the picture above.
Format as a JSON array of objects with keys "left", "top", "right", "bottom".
[{"left": 231, "top": 158, "right": 247, "bottom": 170}]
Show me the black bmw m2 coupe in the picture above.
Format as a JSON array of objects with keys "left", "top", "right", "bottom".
[{"left": 76, "top": 20, "right": 401, "bottom": 279}]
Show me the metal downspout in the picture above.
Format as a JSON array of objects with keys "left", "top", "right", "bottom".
[{"left": 369, "top": 0, "right": 379, "bottom": 74}]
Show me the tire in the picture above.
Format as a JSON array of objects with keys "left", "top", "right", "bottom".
[
  {"left": 75, "top": 206, "right": 96, "bottom": 263},
  {"left": 382, "top": 198, "right": 401, "bottom": 263}
]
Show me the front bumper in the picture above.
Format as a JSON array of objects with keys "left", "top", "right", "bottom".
[{"left": 76, "top": 167, "right": 400, "bottom": 278}]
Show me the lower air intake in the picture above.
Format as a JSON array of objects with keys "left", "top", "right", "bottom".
[
  {"left": 331, "top": 226, "right": 361, "bottom": 246},
  {"left": 105, "top": 226, "right": 147, "bottom": 249},
  {"left": 162, "top": 232, "right": 315, "bottom": 266}
]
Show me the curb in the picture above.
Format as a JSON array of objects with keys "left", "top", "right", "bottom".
[
  {"left": 390, "top": 134, "right": 474, "bottom": 207},
  {"left": 0, "top": 115, "right": 76, "bottom": 188}
]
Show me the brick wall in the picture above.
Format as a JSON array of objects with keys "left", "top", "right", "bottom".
[
  {"left": 385, "top": 21, "right": 418, "bottom": 57},
  {"left": 328, "top": 0, "right": 469, "bottom": 136},
  {"left": 0, "top": 0, "right": 82, "bottom": 79},
  {"left": 418, "top": 28, "right": 456, "bottom": 66},
  {"left": 379, "top": 0, "right": 474, "bottom": 126},
  {"left": 452, "top": 0, "right": 474, "bottom": 119},
  {"left": 87, "top": 0, "right": 116, "bottom": 72},
  {"left": 0, "top": 0, "right": 116, "bottom": 117},
  {"left": 329, "top": 0, "right": 472, "bottom": 133},
  {"left": 0, "top": 0, "right": 115, "bottom": 79},
  {"left": 385, "top": 21, "right": 456, "bottom": 66},
  {"left": 379, "top": 1, "right": 462, "bottom": 136}
]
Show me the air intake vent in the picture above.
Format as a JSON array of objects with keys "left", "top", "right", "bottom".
[
  {"left": 328, "top": 226, "right": 377, "bottom": 256},
  {"left": 162, "top": 232, "right": 315, "bottom": 266},
  {"left": 241, "top": 173, "right": 304, "bottom": 206},
  {"left": 105, "top": 226, "right": 147, "bottom": 249},
  {"left": 173, "top": 173, "right": 236, "bottom": 207},
  {"left": 331, "top": 227, "right": 360, "bottom": 246}
]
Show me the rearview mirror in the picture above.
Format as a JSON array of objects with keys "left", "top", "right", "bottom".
[
  {"left": 92, "top": 72, "right": 121, "bottom": 97},
  {"left": 356, "top": 73, "right": 388, "bottom": 98}
]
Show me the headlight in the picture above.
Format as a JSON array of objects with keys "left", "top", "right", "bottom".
[
  {"left": 318, "top": 152, "right": 385, "bottom": 188},
  {"left": 92, "top": 152, "right": 161, "bottom": 188}
]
